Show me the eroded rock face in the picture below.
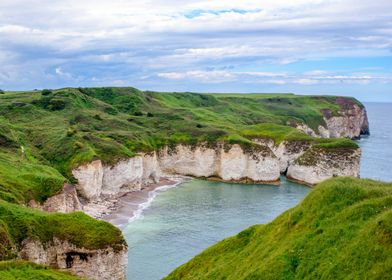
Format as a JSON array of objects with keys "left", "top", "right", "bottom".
[
  {"left": 29, "top": 184, "right": 82, "bottom": 213},
  {"left": 252, "top": 139, "right": 313, "bottom": 174},
  {"left": 322, "top": 103, "right": 369, "bottom": 139},
  {"left": 72, "top": 141, "right": 362, "bottom": 199},
  {"left": 19, "top": 238, "right": 127, "bottom": 280},
  {"left": 296, "top": 100, "right": 369, "bottom": 139},
  {"left": 72, "top": 143, "right": 282, "bottom": 201},
  {"left": 42, "top": 184, "right": 82, "bottom": 213},
  {"left": 159, "top": 144, "right": 280, "bottom": 183},
  {"left": 287, "top": 147, "right": 361, "bottom": 185},
  {"left": 72, "top": 153, "right": 163, "bottom": 201},
  {"left": 72, "top": 160, "right": 103, "bottom": 200},
  {"left": 159, "top": 145, "right": 217, "bottom": 178}
]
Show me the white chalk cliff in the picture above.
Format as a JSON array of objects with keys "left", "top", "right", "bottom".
[
  {"left": 296, "top": 101, "right": 369, "bottom": 139},
  {"left": 19, "top": 238, "right": 127, "bottom": 280},
  {"left": 287, "top": 147, "right": 361, "bottom": 185}
]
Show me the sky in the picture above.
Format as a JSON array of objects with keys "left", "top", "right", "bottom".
[{"left": 0, "top": 0, "right": 391, "bottom": 101}]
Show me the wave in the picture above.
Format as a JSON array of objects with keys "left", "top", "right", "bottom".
[{"left": 127, "top": 180, "right": 184, "bottom": 224}]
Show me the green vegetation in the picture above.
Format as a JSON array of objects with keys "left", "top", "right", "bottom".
[
  {"left": 0, "top": 261, "right": 82, "bottom": 279},
  {"left": 0, "top": 87, "right": 367, "bottom": 277},
  {"left": 0, "top": 200, "right": 126, "bottom": 261},
  {"left": 165, "top": 177, "right": 392, "bottom": 280},
  {"left": 0, "top": 87, "right": 359, "bottom": 188}
]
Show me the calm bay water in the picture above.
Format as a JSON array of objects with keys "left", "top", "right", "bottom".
[
  {"left": 123, "top": 102, "right": 391, "bottom": 280},
  {"left": 123, "top": 178, "right": 309, "bottom": 280}
]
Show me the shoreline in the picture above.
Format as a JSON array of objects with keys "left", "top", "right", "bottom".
[{"left": 87, "top": 175, "right": 190, "bottom": 229}]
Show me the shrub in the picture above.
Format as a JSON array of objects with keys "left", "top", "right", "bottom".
[
  {"left": 0, "top": 89, "right": 4, "bottom": 94},
  {"left": 48, "top": 99, "right": 66, "bottom": 111},
  {"left": 147, "top": 112, "right": 154, "bottom": 117},
  {"left": 41, "top": 89, "right": 52, "bottom": 96}
]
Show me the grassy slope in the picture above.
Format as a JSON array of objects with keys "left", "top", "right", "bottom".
[
  {"left": 0, "top": 87, "right": 359, "bottom": 203},
  {"left": 166, "top": 177, "right": 392, "bottom": 280},
  {"left": 0, "top": 261, "right": 82, "bottom": 280},
  {"left": 0, "top": 200, "right": 126, "bottom": 261}
]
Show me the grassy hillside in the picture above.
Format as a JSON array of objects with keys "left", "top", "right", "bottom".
[
  {"left": 165, "top": 177, "right": 392, "bottom": 280},
  {"left": 0, "top": 261, "right": 82, "bottom": 280},
  {"left": 0, "top": 87, "right": 359, "bottom": 203},
  {"left": 0, "top": 88, "right": 366, "bottom": 277}
]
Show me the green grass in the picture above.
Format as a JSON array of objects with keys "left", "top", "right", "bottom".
[
  {"left": 0, "top": 200, "right": 126, "bottom": 261},
  {"left": 0, "top": 261, "right": 82, "bottom": 279},
  {"left": 0, "top": 87, "right": 362, "bottom": 203},
  {"left": 165, "top": 177, "right": 392, "bottom": 280},
  {"left": 241, "top": 123, "right": 313, "bottom": 144},
  {"left": 0, "top": 88, "right": 356, "bottom": 175},
  {"left": 0, "top": 151, "right": 65, "bottom": 204}
]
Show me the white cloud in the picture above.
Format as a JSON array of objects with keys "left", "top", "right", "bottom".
[{"left": 0, "top": 0, "right": 391, "bottom": 91}]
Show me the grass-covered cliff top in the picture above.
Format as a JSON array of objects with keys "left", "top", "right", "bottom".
[
  {"left": 0, "top": 87, "right": 360, "bottom": 203},
  {"left": 0, "top": 261, "right": 82, "bottom": 280},
  {"left": 0, "top": 200, "right": 126, "bottom": 261},
  {"left": 165, "top": 177, "right": 392, "bottom": 280}
]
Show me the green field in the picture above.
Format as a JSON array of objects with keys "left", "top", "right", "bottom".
[{"left": 165, "top": 177, "right": 392, "bottom": 280}]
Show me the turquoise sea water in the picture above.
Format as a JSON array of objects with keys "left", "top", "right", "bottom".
[
  {"left": 123, "top": 102, "right": 391, "bottom": 280},
  {"left": 123, "top": 178, "right": 309, "bottom": 280}
]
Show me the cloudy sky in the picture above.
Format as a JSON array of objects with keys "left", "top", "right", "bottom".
[{"left": 1, "top": 0, "right": 391, "bottom": 101}]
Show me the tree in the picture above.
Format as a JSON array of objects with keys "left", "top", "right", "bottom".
[{"left": 0, "top": 89, "right": 4, "bottom": 94}]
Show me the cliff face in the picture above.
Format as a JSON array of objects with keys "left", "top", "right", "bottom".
[
  {"left": 19, "top": 238, "right": 127, "bottom": 280},
  {"left": 29, "top": 183, "right": 82, "bottom": 213},
  {"left": 296, "top": 100, "right": 369, "bottom": 139},
  {"left": 287, "top": 147, "right": 361, "bottom": 185},
  {"left": 72, "top": 140, "right": 360, "bottom": 204},
  {"left": 72, "top": 143, "right": 281, "bottom": 201},
  {"left": 159, "top": 144, "right": 280, "bottom": 183}
]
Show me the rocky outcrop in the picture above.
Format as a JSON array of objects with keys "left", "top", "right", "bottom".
[
  {"left": 321, "top": 101, "right": 369, "bottom": 139},
  {"left": 159, "top": 144, "right": 280, "bottom": 183},
  {"left": 29, "top": 183, "right": 82, "bottom": 213},
  {"left": 72, "top": 160, "right": 103, "bottom": 200},
  {"left": 287, "top": 147, "right": 361, "bottom": 185},
  {"left": 253, "top": 139, "right": 312, "bottom": 173},
  {"left": 72, "top": 155, "right": 162, "bottom": 201},
  {"left": 296, "top": 98, "right": 369, "bottom": 139},
  {"left": 19, "top": 238, "right": 127, "bottom": 280}
]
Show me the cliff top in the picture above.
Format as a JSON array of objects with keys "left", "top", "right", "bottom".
[
  {"left": 0, "top": 87, "right": 361, "bottom": 203},
  {"left": 165, "top": 177, "right": 392, "bottom": 279}
]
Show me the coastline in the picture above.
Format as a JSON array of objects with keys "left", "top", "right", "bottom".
[{"left": 91, "top": 175, "right": 190, "bottom": 229}]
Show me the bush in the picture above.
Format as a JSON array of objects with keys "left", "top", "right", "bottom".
[
  {"left": 147, "top": 112, "right": 154, "bottom": 117},
  {"left": 48, "top": 99, "right": 66, "bottom": 111},
  {"left": 41, "top": 89, "right": 52, "bottom": 96},
  {"left": 0, "top": 89, "right": 4, "bottom": 94}
]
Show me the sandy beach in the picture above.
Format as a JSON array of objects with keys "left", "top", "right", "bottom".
[{"left": 91, "top": 175, "right": 190, "bottom": 229}]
